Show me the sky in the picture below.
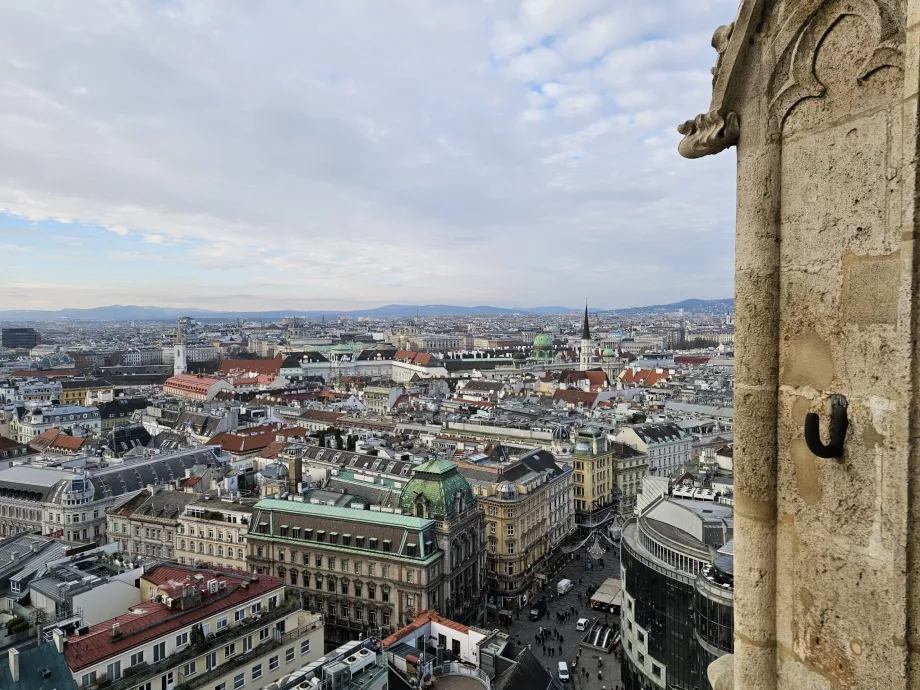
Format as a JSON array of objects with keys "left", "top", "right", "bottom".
[{"left": 0, "top": 0, "right": 738, "bottom": 312}]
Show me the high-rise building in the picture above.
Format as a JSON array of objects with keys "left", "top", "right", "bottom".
[{"left": 1, "top": 327, "right": 40, "bottom": 350}]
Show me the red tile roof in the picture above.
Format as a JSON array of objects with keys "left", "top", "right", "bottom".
[
  {"left": 619, "top": 368, "right": 672, "bottom": 387},
  {"left": 206, "top": 423, "right": 304, "bottom": 453},
  {"left": 64, "top": 566, "right": 283, "bottom": 671},
  {"left": 164, "top": 373, "right": 223, "bottom": 395},
  {"left": 381, "top": 609, "right": 469, "bottom": 649},
  {"left": 552, "top": 389, "right": 598, "bottom": 406},
  {"left": 29, "top": 428, "right": 87, "bottom": 453},
  {"left": 219, "top": 359, "right": 282, "bottom": 377},
  {"left": 393, "top": 350, "right": 433, "bottom": 367}
]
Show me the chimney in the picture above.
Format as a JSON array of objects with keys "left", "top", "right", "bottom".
[
  {"left": 111, "top": 622, "right": 120, "bottom": 638},
  {"left": 52, "top": 628, "right": 65, "bottom": 653},
  {"left": 9, "top": 551, "right": 17, "bottom": 562},
  {"left": 8, "top": 648, "right": 19, "bottom": 682}
]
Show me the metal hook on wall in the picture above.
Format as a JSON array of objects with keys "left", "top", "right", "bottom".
[{"left": 804, "top": 394, "right": 848, "bottom": 459}]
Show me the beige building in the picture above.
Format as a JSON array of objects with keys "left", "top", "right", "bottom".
[
  {"left": 610, "top": 442, "right": 649, "bottom": 514},
  {"left": 175, "top": 498, "right": 254, "bottom": 569},
  {"left": 62, "top": 564, "right": 323, "bottom": 690},
  {"left": 458, "top": 449, "right": 574, "bottom": 613},
  {"left": 107, "top": 487, "right": 200, "bottom": 560},
  {"left": 247, "top": 498, "right": 446, "bottom": 647}
]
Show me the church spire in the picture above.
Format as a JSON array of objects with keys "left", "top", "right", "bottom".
[{"left": 581, "top": 303, "right": 591, "bottom": 340}]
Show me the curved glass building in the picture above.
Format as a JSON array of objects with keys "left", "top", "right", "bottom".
[{"left": 620, "top": 484, "right": 734, "bottom": 690}]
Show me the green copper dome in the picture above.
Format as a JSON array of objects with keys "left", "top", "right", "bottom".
[
  {"left": 533, "top": 334, "right": 553, "bottom": 349},
  {"left": 602, "top": 347, "right": 616, "bottom": 358},
  {"left": 399, "top": 457, "right": 476, "bottom": 522}
]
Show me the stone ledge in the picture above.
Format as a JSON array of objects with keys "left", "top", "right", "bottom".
[{"left": 708, "top": 654, "right": 734, "bottom": 690}]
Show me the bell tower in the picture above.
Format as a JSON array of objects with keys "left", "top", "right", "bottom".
[
  {"left": 174, "top": 317, "right": 188, "bottom": 376},
  {"left": 579, "top": 303, "right": 592, "bottom": 371}
]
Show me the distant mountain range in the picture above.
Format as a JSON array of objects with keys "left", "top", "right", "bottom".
[
  {"left": 0, "top": 298, "right": 733, "bottom": 322},
  {"left": 610, "top": 298, "right": 735, "bottom": 314}
]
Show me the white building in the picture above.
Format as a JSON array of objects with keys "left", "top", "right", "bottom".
[
  {"left": 615, "top": 423, "right": 693, "bottom": 477},
  {"left": 10, "top": 405, "right": 101, "bottom": 443},
  {"left": 0, "top": 447, "right": 223, "bottom": 543},
  {"left": 121, "top": 348, "right": 164, "bottom": 366},
  {"left": 62, "top": 565, "right": 324, "bottom": 690}
]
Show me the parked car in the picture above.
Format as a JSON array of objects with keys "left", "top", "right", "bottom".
[
  {"left": 576, "top": 618, "right": 589, "bottom": 631},
  {"left": 557, "top": 578, "right": 574, "bottom": 595},
  {"left": 529, "top": 600, "right": 547, "bottom": 621},
  {"left": 558, "top": 661, "right": 570, "bottom": 683}
]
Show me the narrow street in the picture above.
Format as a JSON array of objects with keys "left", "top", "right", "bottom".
[{"left": 488, "top": 547, "right": 624, "bottom": 690}]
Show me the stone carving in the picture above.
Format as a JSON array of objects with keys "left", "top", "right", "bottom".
[
  {"left": 768, "top": 0, "right": 905, "bottom": 126},
  {"left": 677, "top": 0, "right": 765, "bottom": 158},
  {"left": 710, "top": 21, "right": 735, "bottom": 86},
  {"left": 677, "top": 110, "right": 741, "bottom": 159}
]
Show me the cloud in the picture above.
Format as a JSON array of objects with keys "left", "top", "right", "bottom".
[{"left": 0, "top": 0, "right": 738, "bottom": 310}]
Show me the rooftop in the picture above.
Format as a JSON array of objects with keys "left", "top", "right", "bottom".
[
  {"left": 0, "top": 642, "right": 76, "bottom": 690},
  {"left": 254, "top": 498, "right": 432, "bottom": 529},
  {"left": 64, "top": 565, "right": 284, "bottom": 671}
]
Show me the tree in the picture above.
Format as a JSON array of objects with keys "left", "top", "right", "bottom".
[
  {"left": 346, "top": 435, "right": 357, "bottom": 452},
  {"left": 334, "top": 428, "right": 344, "bottom": 450},
  {"left": 317, "top": 433, "right": 325, "bottom": 448}
]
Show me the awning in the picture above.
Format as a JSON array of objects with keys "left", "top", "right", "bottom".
[{"left": 498, "top": 609, "right": 513, "bottom": 617}]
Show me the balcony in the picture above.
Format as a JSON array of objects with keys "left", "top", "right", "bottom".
[
  {"left": 100, "top": 596, "right": 306, "bottom": 690},
  {"left": 434, "top": 662, "right": 491, "bottom": 690},
  {"left": 180, "top": 620, "right": 322, "bottom": 690}
]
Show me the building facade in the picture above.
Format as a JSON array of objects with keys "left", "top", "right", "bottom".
[
  {"left": 175, "top": 499, "right": 254, "bottom": 569},
  {"left": 620, "top": 490, "right": 733, "bottom": 690},
  {"left": 247, "top": 498, "right": 446, "bottom": 646},
  {"left": 59, "top": 379, "right": 113, "bottom": 407},
  {"left": 616, "top": 424, "right": 692, "bottom": 477},
  {"left": 107, "top": 488, "right": 200, "bottom": 560},
  {"left": 610, "top": 442, "right": 650, "bottom": 514},
  {"left": 10, "top": 405, "right": 102, "bottom": 443},
  {"left": 571, "top": 427, "right": 615, "bottom": 532},
  {"left": 0, "top": 447, "right": 220, "bottom": 543},
  {"left": 1, "top": 328, "right": 40, "bottom": 350},
  {"left": 63, "top": 565, "right": 323, "bottom": 690},
  {"left": 397, "top": 458, "right": 486, "bottom": 626},
  {"left": 458, "top": 449, "right": 573, "bottom": 613}
]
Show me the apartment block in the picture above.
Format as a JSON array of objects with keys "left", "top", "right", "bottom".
[{"left": 63, "top": 565, "right": 323, "bottom": 690}]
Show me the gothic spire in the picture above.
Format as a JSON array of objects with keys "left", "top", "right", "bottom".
[{"left": 582, "top": 303, "right": 591, "bottom": 340}]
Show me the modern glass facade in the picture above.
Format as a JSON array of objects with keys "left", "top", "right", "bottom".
[
  {"left": 622, "top": 537, "right": 697, "bottom": 690},
  {"left": 620, "top": 502, "right": 734, "bottom": 690}
]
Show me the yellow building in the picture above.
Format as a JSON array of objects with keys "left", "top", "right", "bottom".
[
  {"left": 59, "top": 378, "right": 113, "bottom": 406},
  {"left": 64, "top": 564, "right": 323, "bottom": 690},
  {"left": 572, "top": 426, "right": 615, "bottom": 532}
]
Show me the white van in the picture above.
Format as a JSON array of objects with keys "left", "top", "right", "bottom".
[
  {"left": 557, "top": 578, "right": 574, "bottom": 595},
  {"left": 558, "top": 661, "right": 570, "bottom": 682},
  {"left": 576, "top": 617, "right": 589, "bottom": 631}
]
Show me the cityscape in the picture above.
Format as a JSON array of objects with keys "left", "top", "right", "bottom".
[
  {"left": 0, "top": 1, "right": 913, "bottom": 690},
  {"left": 0, "top": 300, "right": 735, "bottom": 690}
]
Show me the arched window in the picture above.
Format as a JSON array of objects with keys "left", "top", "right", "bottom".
[
  {"left": 180, "top": 539, "right": 186, "bottom": 551},
  {"left": 237, "top": 549, "right": 244, "bottom": 560},
  {"left": 290, "top": 569, "right": 299, "bottom": 586},
  {"left": 197, "top": 542, "right": 204, "bottom": 553}
]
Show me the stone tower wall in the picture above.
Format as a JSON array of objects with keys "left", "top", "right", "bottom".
[{"left": 679, "top": 1, "right": 920, "bottom": 688}]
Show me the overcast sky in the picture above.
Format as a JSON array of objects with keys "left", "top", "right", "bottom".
[{"left": 0, "top": 0, "right": 737, "bottom": 311}]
